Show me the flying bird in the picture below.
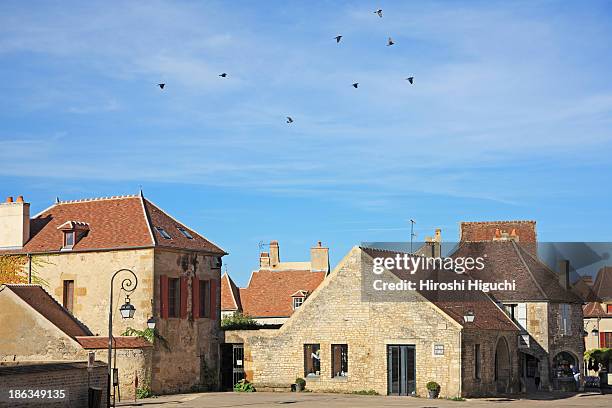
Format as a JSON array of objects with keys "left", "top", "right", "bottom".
[
  {"left": 158, "top": 83, "right": 165, "bottom": 89},
  {"left": 219, "top": 73, "right": 228, "bottom": 78},
  {"left": 352, "top": 83, "right": 359, "bottom": 88},
  {"left": 374, "top": 9, "right": 383, "bottom": 18},
  {"left": 387, "top": 37, "right": 395, "bottom": 46},
  {"left": 334, "top": 35, "right": 343, "bottom": 43},
  {"left": 286, "top": 116, "right": 294, "bottom": 124},
  {"left": 406, "top": 77, "right": 414, "bottom": 84}
]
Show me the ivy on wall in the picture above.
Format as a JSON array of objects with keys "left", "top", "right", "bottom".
[{"left": 0, "top": 254, "right": 50, "bottom": 286}]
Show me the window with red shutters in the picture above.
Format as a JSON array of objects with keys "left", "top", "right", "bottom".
[
  {"left": 199, "top": 280, "right": 210, "bottom": 318},
  {"left": 160, "top": 275, "right": 169, "bottom": 319},
  {"left": 192, "top": 276, "right": 200, "bottom": 319},
  {"left": 602, "top": 332, "right": 612, "bottom": 348},
  {"left": 168, "top": 278, "right": 180, "bottom": 318}
]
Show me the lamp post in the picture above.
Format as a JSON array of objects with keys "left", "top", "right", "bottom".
[
  {"left": 463, "top": 310, "right": 475, "bottom": 323},
  {"left": 108, "top": 269, "right": 138, "bottom": 408}
]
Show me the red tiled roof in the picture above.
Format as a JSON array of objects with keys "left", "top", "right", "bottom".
[
  {"left": 221, "top": 272, "right": 241, "bottom": 311},
  {"left": 237, "top": 270, "right": 326, "bottom": 318},
  {"left": 583, "top": 302, "right": 608, "bottom": 318},
  {"left": 361, "top": 247, "right": 518, "bottom": 332},
  {"left": 4, "top": 284, "right": 92, "bottom": 337},
  {"left": 592, "top": 267, "right": 612, "bottom": 302},
  {"left": 0, "top": 195, "right": 225, "bottom": 255},
  {"left": 76, "top": 336, "right": 152, "bottom": 349}
]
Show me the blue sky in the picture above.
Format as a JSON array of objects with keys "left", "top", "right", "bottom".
[{"left": 1, "top": 1, "right": 611, "bottom": 286}]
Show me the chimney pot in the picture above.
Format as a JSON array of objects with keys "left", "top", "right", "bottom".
[
  {"left": 6, "top": 196, "right": 13, "bottom": 203},
  {"left": 16, "top": 196, "right": 24, "bottom": 203},
  {"left": 318, "top": 241, "right": 322, "bottom": 247}
]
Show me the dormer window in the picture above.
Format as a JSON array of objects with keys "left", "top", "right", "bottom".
[
  {"left": 155, "top": 226, "right": 171, "bottom": 240},
  {"left": 291, "top": 289, "right": 309, "bottom": 310},
  {"left": 57, "top": 221, "right": 89, "bottom": 250},
  {"left": 177, "top": 227, "right": 193, "bottom": 239}
]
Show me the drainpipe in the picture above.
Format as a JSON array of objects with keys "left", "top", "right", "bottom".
[
  {"left": 27, "top": 254, "right": 32, "bottom": 284},
  {"left": 458, "top": 330, "right": 462, "bottom": 397}
]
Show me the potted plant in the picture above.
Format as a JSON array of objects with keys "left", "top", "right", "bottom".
[
  {"left": 426, "top": 381, "right": 440, "bottom": 399},
  {"left": 295, "top": 378, "right": 306, "bottom": 392}
]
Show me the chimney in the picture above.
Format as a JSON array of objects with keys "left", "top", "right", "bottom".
[
  {"left": 310, "top": 241, "right": 329, "bottom": 273},
  {"left": 269, "top": 240, "right": 280, "bottom": 267},
  {"left": 259, "top": 252, "right": 270, "bottom": 268},
  {"left": 425, "top": 229, "right": 442, "bottom": 258},
  {"left": 0, "top": 195, "right": 30, "bottom": 249},
  {"left": 558, "top": 260, "right": 570, "bottom": 290}
]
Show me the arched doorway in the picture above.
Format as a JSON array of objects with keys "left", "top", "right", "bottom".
[
  {"left": 495, "top": 338, "right": 511, "bottom": 393},
  {"left": 553, "top": 351, "right": 577, "bottom": 378}
]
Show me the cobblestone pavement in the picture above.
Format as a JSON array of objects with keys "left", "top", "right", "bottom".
[{"left": 118, "top": 390, "right": 612, "bottom": 408}]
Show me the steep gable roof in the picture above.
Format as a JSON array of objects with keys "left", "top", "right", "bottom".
[
  {"left": 450, "top": 241, "right": 583, "bottom": 303},
  {"left": 361, "top": 247, "right": 518, "bottom": 332},
  {"left": 0, "top": 194, "right": 225, "bottom": 255},
  {"left": 583, "top": 302, "right": 608, "bottom": 318},
  {"left": 592, "top": 266, "right": 612, "bottom": 302},
  {"left": 3, "top": 284, "right": 92, "bottom": 337}
]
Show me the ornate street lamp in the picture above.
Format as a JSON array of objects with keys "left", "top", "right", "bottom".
[
  {"left": 108, "top": 269, "right": 138, "bottom": 408},
  {"left": 147, "top": 317, "right": 157, "bottom": 330},
  {"left": 463, "top": 310, "right": 475, "bottom": 323},
  {"left": 591, "top": 328, "right": 599, "bottom": 336}
]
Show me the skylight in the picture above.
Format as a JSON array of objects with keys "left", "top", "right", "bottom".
[
  {"left": 177, "top": 227, "right": 194, "bottom": 239},
  {"left": 155, "top": 226, "right": 172, "bottom": 240}
]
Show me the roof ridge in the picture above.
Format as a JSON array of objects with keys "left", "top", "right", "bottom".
[
  {"left": 222, "top": 272, "right": 240, "bottom": 310},
  {"left": 511, "top": 241, "right": 548, "bottom": 300},
  {"left": 139, "top": 193, "right": 156, "bottom": 247},
  {"left": 461, "top": 220, "right": 536, "bottom": 224},
  {"left": 57, "top": 195, "right": 139, "bottom": 204}
]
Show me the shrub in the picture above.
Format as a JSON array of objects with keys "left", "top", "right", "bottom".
[
  {"left": 234, "top": 379, "right": 255, "bottom": 392},
  {"left": 295, "top": 378, "right": 306, "bottom": 387},
  {"left": 426, "top": 381, "right": 440, "bottom": 391},
  {"left": 352, "top": 389, "right": 379, "bottom": 395},
  {"left": 136, "top": 386, "right": 153, "bottom": 399},
  {"left": 584, "top": 348, "right": 612, "bottom": 372},
  {"left": 222, "top": 313, "right": 261, "bottom": 330}
]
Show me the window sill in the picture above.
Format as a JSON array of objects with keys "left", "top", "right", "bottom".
[
  {"left": 305, "top": 375, "right": 320, "bottom": 381},
  {"left": 331, "top": 376, "right": 349, "bottom": 381}
]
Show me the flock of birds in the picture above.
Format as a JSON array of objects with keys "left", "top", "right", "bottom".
[{"left": 156, "top": 8, "right": 414, "bottom": 125}]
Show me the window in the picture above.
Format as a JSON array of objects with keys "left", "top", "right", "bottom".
[
  {"left": 199, "top": 280, "right": 211, "bottom": 318},
  {"left": 504, "top": 303, "right": 527, "bottom": 330},
  {"left": 331, "top": 344, "right": 348, "bottom": 377},
  {"left": 561, "top": 304, "right": 570, "bottom": 335},
  {"left": 607, "top": 304, "right": 612, "bottom": 314},
  {"left": 474, "top": 344, "right": 481, "bottom": 380},
  {"left": 293, "top": 297, "right": 304, "bottom": 310},
  {"left": 433, "top": 344, "right": 445, "bottom": 356},
  {"left": 63, "top": 280, "right": 74, "bottom": 313},
  {"left": 177, "top": 227, "right": 194, "bottom": 239},
  {"left": 63, "top": 231, "right": 75, "bottom": 249},
  {"left": 602, "top": 332, "right": 612, "bottom": 348},
  {"left": 168, "top": 278, "right": 180, "bottom": 318},
  {"left": 155, "top": 226, "right": 172, "bottom": 240},
  {"left": 304, "top": 344, "right": 320, "bottom": 377}
]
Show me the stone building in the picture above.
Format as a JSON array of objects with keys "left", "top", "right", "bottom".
[
  {"left": 221, "top": 240, "right": 328, "bottom": 324},
  {"left": 453, "top": 221, "right": 585, "bottom": 392},
  {"left": 224, "top": 246, "right": 521, "bottom": 398},
  {"left": 0, "top": 193, "right": 226, "bottom": 396},
  {"left": 583, "top": 267, "right": 612, "bottom": 350}
]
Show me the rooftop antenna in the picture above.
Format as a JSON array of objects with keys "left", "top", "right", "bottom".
[
  {"left": 410, "top": 219, "right": 416, "bottom": 253},
  {"left": 258, "top": 240, "right": 269, "bottom": 252}
]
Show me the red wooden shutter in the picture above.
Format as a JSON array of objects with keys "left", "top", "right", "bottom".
[
  {"left": 180, "top": 276, "right": 188, "bottom": 319},
  {"left": 210, "top": 279, "right": 217, "bottom": 320},
  {"left": 601, "top": 332, "right": 607, "bottom": 348},
  {"left": 160, "top": 275, "right": 169, "bottom": 319},
  {"left": 192, "top": 276, "right": 200, "bottom": 319}
]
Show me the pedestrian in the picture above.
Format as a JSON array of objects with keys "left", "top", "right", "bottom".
[{"left": 570, "top": 364, "right": 580, "bottom": 389}]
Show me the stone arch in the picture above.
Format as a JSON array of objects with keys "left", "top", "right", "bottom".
[
  {"left": 495, "top": 337, "right": 511, "bottom": 393},
  {"left": 552, "top": 351, "right": 578, "bottom": 376}
]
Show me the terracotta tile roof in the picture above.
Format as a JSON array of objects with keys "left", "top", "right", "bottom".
[
  {"left": 75, "top": 336, "right": 152, "bottom": 349},
  {"left": 361, "top": 247, "right": 518, "bottom": 332},
  {"left": 0, "top": 194, "right": 225, "bottom": 255},
  {"left": 4, "top": 284, "right": 92, "bottom": 337},
  {"left": 583, "top": 302, "right": 608, "bottom": 318},
  {"left": 237, "top": 270, "right": 326, "bottom": 318},
  {"left": 450, "top": 241, "right": 583, "bottom": 303},
  {"left": 221, "top": 272, "right": 241, "bottom": 311},
  {"left": 592, "top": 266, "right": 612, "bottom": 302}
]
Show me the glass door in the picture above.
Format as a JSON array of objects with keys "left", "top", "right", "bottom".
[{"left": 387, "top": 345, "right": 416, "bottom": 396}]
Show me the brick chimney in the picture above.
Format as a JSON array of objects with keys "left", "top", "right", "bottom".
[
  {"left": 259, "top": 252, "right": 270, "bottom": 268},
  {"left": 558, "top": 260, "right": 570, "bottom": 290},
  {"left": 269, "top": 240, "right": 280, "bottom": 267},
  {"left": 310, "top": 241, "right": 329, "bottom": 273},
  {"left": 0, "top": 195, "right": 31, "bottom": 249}
]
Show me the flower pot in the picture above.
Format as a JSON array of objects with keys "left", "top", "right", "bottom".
[{"left": 428, "top": 389, "right": 440, "bottom": 399}]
